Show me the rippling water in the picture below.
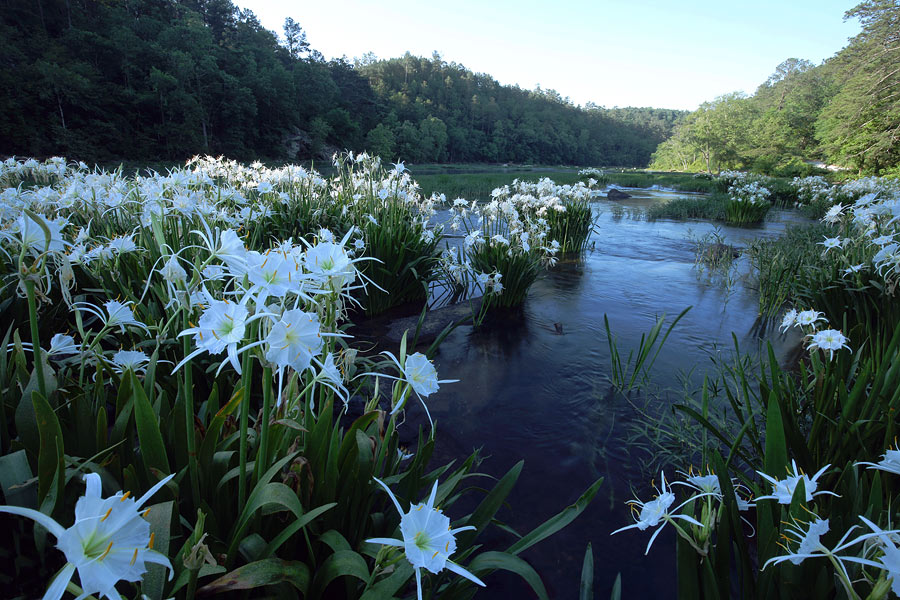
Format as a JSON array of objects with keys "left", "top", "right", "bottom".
[{"left": 404, "top": 188, "right": 809, "bottom": 598}]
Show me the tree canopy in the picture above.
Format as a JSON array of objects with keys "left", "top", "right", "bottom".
[
  {"left": 650, "top": 1, "right": 900, "bottom": 176},
  {"left": 0, "top": 0, "right": 680, "bottom": 166}
]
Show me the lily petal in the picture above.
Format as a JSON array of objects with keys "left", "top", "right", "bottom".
[
  {"left": 0, "top": 505, "right": 66, "bottom": 539},
  {"left": 445, "top": 560, "right": 486, "bottom": 587},
  {"left": 42, "top": 563, "right": 76, "bottom": 600}
]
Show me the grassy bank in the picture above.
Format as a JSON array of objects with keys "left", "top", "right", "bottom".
[{"left": 414, "top": 168, "right": 583, "bottom": 200}]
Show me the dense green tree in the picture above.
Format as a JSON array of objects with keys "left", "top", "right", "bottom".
[
  {"left": 652, "top": 2, "right": 900, "bottom": 175},
  {"left": 0, "top": 0, "right": 681, "bottom": 166},
  {"left": 817, "top": 0, "right": 900, "bottom": 173}
]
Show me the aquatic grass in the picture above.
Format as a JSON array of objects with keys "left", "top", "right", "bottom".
[
  {"left": 689, "top": 228, "right": 740, "bottom": 304},
  {"left": 357, "top": 209, "right": 442, "bottom": 315},
  {"left": 647, "top": 194, "right": 727, "bottom": 221},
  {"left": 415, "top": 170, "right": 582, "bottom": 201},
  {"left": 602, "top": 171, "right": 719, "bottom": 193},
  {"left": 724, "top": 197, "right": 771, "bottom": 224},
  {"left": 603, "top": 306, "right": 691, "bottom": 393},
  {"left": 546, "top": 197, "right": 596, "bottom": 254},
  {"left": 747, "top": 223, "right": 831, "bottom": 317},
  {"left": 468, "top": 241, "right": 541, "bottom": 308}
]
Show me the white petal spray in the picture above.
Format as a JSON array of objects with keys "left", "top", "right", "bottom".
[
  {"left": 0, "top": 472, "right": 175, "bottom": 600},
  {"left": 611, "top": 472, "right": 711, "bottom": 554},
  {"left": 365, "top": 477, "right": 485, "bottom": 600},
  {"left": 756, "top": 460, "right": 838, "bottom": 504}
]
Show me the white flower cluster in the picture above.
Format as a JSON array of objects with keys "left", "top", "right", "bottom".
[
  {"left": 0, "top": 156, "right": 81, "bottom": 187},
  {"left": 814, "top": 178, "right": 900, "bottom": 285},
  {"left": 791, "top": 175, "right": 830, "bottom": 206},
  {"left": 780, "top": 308, "right": 850, "bottom": 361},
  {"left": 616, "top": 454, "right": 900, "bottom": 597},
  {"left": 727, "top": 180, "right": 772, "bottom": 206}
]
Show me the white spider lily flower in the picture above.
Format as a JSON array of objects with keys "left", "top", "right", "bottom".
[
  {"left": 795, "top": 309, "right": 827, "bottom": 328},
  {"left": 674, "top": 468, "right": 741, "bottom": 501},
  {"left": 856, "top": 446, "right": 900, "bottom": 476},
  {"left": 0, "top": 472, "right": 174, "bottom": 600},
  {"left": 6, "top": 212, "right": 68, "bottom": 254},
  {"left": 160, "top": 256, "right": 187, "bottom": 284},
  {"left": 192, "top": 222, "right": 248, "bottom": 275},
  {"left": 303, "top": 230, "right": 360, "bottom": 292},
  {"left": 264, "top": 309, "right": 323, "bottom": 375},
  {"left": 819, "top": 237, "right": 844, "bottom": 252},
  {"left": 7, "top": 333, "right": 82, "bottom": 361},
  {"left": 404, "top": 353, "right": 441, "bottom": 398},
  {"left": 48, "top": 333, "right": 80, "bottom": 357},
  {"left": 611, "top": 472, "right": 709, "bottom": 554},
  {"left": 756, "top": 460, "right": 838, "bottom": 504},
  {"left": 246, "top": 250, "right": 304, "bottom": 304},
  {"left": 369, "top": 351, "right": 458, "bottom": 430},
  {"left": 857, "top": 516, "right": 900, "bottom": 597},
  {"left": 110, "top": 350, "right": 151, "bottom": 375},
  {"left": 763, "top": 515, "right": 899, "bottom": 594},
  {"left": 175, "top": 299, "right": 264, "bottom": 375},
  {"left": 806, "top": 329, "right": 851, "bottom": 361},
  {"left": 780, "top": 309, "right": 799, "bottom": 333},
  {"left": 74, "top": 300, "right": 150, "bottom": 335},
  {"left": 309, "top": 352, "right": 350, "bottom": 407},
  {"left": 366, "top": 478, "right": 484, "bottom": 600},
  {"left": 823, "top": 203, "right": 845, "bottom": 223},
  {"left": 106, "top": 233, "right": 140, "bottom": 254}
]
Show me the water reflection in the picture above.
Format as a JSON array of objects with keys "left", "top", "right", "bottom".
[{"left": 412, "top": 188, "right": 808, "bottom": 598}]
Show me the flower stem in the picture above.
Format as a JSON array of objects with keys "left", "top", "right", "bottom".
[
  {"left": 183, "top": 313, "right": 201, "bottom": 504},
  {"left": 24, "top": 279, "right": 47, "bottom": 399},
  {"left": 826, "top": 553, "right": 861, "bottom": 600},
  {"left": 255, "top": 366, "right": 273, "bottom": 483},
  {"left": 238, "top": 348, "right": 252, "bottom": 509}
]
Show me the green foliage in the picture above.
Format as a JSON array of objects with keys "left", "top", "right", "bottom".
[
  {"left": 647, "top": 194, "right": 728, "bottom": 221},
  {"left": 603, "top": 307, "right": 691, "bottom": 392},
  {"left": 546, "top": 197, "right": 595, "bottom": 254},
  {"left": 468, "top": 241, "right": 541, "bottom": 307},
  {"left": 0, "top": 6, "right": 682, "bottom": 167},
  {"left": 723, "top": 197, "right": 770, "bottom": 224},
  {"left": 416, "top": 170, "right": 582, "bottom": 201},
  {"left": 650, "top": 4, "right": 900, "bottom": 177},
  {"left": 602, "top": 171, "right": 719, "bottom": 193}
]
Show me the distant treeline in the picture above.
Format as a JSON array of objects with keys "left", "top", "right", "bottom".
[
  {"left": 0, "top": 0, "right": 682, "bottom": 166},
  {"left": 650, "top": 1, "right": 900, "bottom": 176}
]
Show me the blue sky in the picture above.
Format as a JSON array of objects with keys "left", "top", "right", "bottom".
[{"left": 232, "top": 0, "right": 862, "bottom": 110}]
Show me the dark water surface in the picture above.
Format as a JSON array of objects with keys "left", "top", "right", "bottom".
[{"left": 414, "top": 188, "right": 808, "bottom": 598}]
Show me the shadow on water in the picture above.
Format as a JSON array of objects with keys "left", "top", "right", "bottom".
[{"left": 401, "top": 188, "right": 809, "bottom": 598}]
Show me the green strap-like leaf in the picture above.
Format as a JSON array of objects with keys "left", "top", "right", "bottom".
[
  {"left": 199, "top": 558, "right": 310, "bottom": 595},
  {"left": 579, "top": 543, "right": 594, "bottom": 600},
  {"left": 507, "top": 477, "right": 603, "bottom": 555},
  {"left": 467, "top": 551, "right": 549, "bottom": 600},
  {"left": 32, "top": 391, "right": 64, "bottom": 513},
  {"left": 130, "top": 371, "right": 171, "bottom": 476},
  {"left": 308, "top": 550, "right": 370, "bottom": 599}
]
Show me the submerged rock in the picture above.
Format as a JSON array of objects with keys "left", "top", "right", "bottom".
[
  {"left": 607, "top": 188, "right": 631, "bottom": 201},
  {"left": 701, "top": 243, "right": 741, "bottom": 262}
]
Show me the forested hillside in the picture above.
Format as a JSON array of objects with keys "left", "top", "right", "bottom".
[
  {"left": 650, "top": 1, "right": 900, "bottom": 176},
  {"left": 0, "top": 0, "right": 681, "bottom": 165}
]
